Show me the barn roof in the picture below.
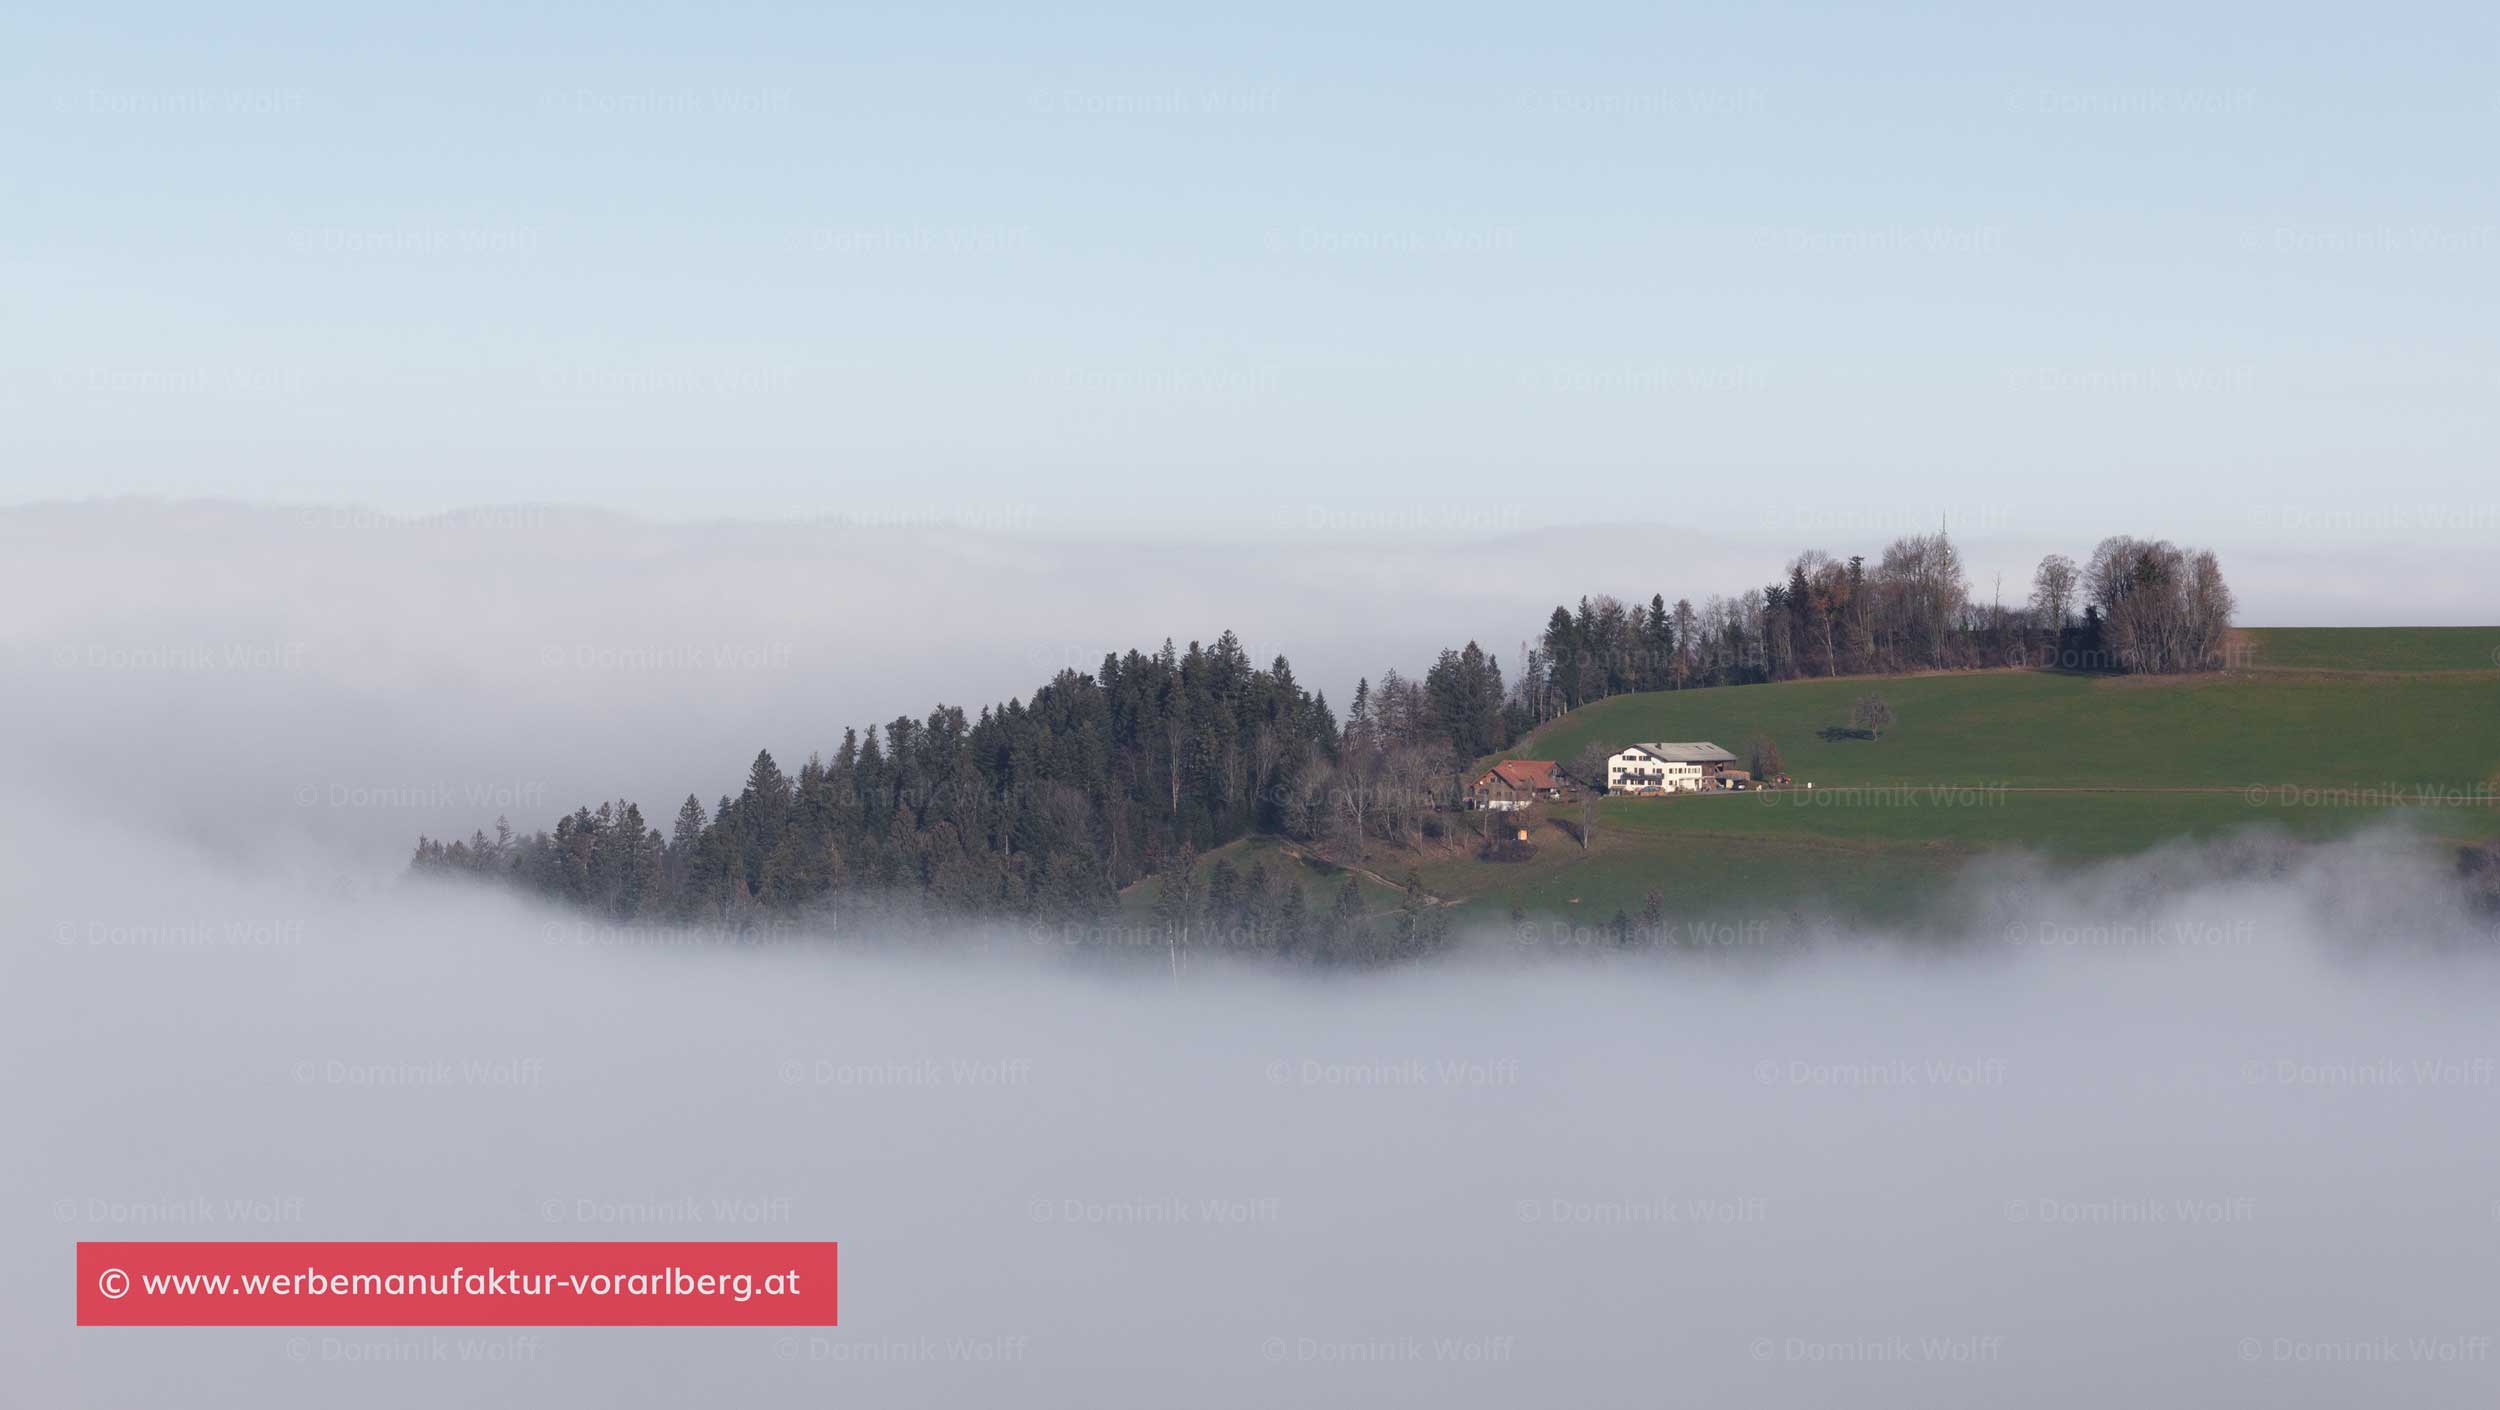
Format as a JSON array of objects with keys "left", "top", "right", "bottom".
[
  {"left": 1482, "top": 759, "right": 1562, "bottom": 788},
  {"left": 1624, "top": 741, "right": 1737, "bottom": 763}
]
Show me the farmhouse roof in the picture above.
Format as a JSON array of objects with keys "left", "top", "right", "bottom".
[
  {"left": 1624, "top": 741, "right": 1737, "bottom": 764},
  {"left": 1481, "top": 759, "right": 1562, "bottom": 789}
]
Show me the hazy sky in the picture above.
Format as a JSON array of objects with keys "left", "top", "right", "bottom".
[{"left": 6, "top": 1, "right": 2494, "bottom": 547}]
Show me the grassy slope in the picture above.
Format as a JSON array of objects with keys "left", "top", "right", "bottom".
[
  {"left": 1412, "top": 633, "right": 2500, "bottom": 922},
  {"left": 1519, "top": 669, "right": 2499, "bottom": 791},
  {"left": 2239, "top": 626, "right": 2500, "bottom": 673}
]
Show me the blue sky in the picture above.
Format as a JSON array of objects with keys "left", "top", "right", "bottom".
[{"left": 5, "top": 0, "right": 2493, "bottom": 546}]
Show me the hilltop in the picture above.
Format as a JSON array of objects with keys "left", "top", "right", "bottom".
[{"left": 1207, "top": 626, "right": 2500, "bottom": 930}]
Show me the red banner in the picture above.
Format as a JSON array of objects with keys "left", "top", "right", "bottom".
[{"left": 76, "top": 1241, "right": 837, "bottom": 1326}]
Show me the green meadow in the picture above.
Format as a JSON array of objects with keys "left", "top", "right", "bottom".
[
  {"left": 2239, "top": 626, "right": 2500, "bottom": 673},
  {"left": 1418, "top": 632, "right": 2500, "bottom": 923}
]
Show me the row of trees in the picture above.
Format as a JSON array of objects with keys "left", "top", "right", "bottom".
[
  {"left": 1529, "top": 531, "right": 2237, "bottom": 721},
  {"left": 1527, "top": 533, "right": 1986, "bottom": 716}
]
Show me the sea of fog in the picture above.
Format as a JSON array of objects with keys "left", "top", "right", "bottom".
[
  {"left": 11, "top": 812, "right": 2500, "bottom": 1407},
  {"left": 7, "top": 501, "right": 2499, "bottom": 1406}
]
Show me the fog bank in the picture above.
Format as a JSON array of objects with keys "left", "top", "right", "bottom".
[
  {"left": 9, "top": 497, "right": 2497, "bottom": 1405},
  {"left": 10, "top": 806, "right": 2499, "bottom": 1406}
]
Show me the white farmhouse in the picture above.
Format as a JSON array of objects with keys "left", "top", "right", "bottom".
[{"left": 1606, "top": 742, "right": 1739, "bottom": 794}]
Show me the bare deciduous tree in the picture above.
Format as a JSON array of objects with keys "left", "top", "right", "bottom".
[
  {"left": 2087, "top": 536, "right": 2236, "bottom": 673},
  {"left": 2030, "top": 553, "right": 2079, "bottom": 631}
]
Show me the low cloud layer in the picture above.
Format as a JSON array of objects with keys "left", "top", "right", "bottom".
[
  {"left": 11, "top": 806, "right": 2500, "bottom": 1405},
  {"left": 8, "top": 499, "right": 2496, "bottom": 1405}
]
